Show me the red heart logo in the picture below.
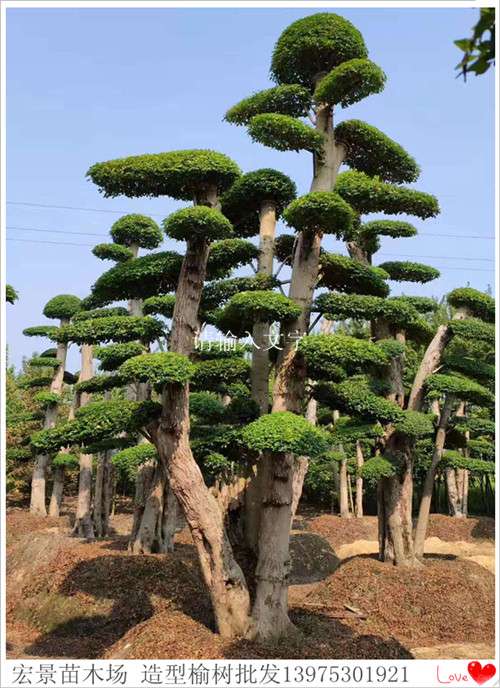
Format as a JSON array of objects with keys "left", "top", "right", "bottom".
[{"left": 468, "top": 662, "right": 496, "bottom": 685}]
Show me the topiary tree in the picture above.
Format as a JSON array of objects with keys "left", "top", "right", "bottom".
[
  {"left": 25, "top": 294, "right": 81, "bottom": 515},
  {"left": 87, "top": 147, "right": 259, "bottom": 636},
  {"left": 220, "top": 9, "right": 440, "bottom": 622},
  {"left": 221, "top": 169, "right": 296, "bottom": 413}
]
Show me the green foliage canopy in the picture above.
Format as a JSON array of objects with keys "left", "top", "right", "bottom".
[
  {"left": 242, "top": 411, "right": 330, "bottom": 457},
  {"left": 335, "top": 120, "right": 420, "bottom": 184},
  {"left": 283, "top": 191, "right": 355, "bottom": 236},
  {"left": 88, "top": 149, "right": 241, "bottom": 201},
  {"left": 248, "top": 114, "right": 325, "bottom": 154},
  {"left": 314, "top": 58, "right": 386, "bottom": 107},
  {"left": 225, "top": 85, "right": 312, "bottom": 125},
  {"left": 163, "top": 206, "right": 233, "bottom": 242},
  {"left": 271, "top": 13, "right": 368, "bottom": 88},
  {"left": 335, "top": 170, "right": 440, "bottom": 219}
]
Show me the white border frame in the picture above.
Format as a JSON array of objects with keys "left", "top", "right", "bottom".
[{"left": 1, "top": 0, "right": 498, "bottom": 682}]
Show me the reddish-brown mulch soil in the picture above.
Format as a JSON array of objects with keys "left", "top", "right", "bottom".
[
  {"left": 6, "top": 509, "right": 496, "bottom": 661},
  {"left": 300, "top": 556, "right": 495, "bottom": 650},
  {"left": 426, "top": 514, "right": 495, "bottom": 542},
  {"left": 306, "top": 513, "right": 495, "bottom": 549},
  {"left": 307, "top": 514, "right": 378, "bottom": 548}
]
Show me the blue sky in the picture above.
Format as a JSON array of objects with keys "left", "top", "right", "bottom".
[{"left": 6, "top": 7, "right": 495, "bottom": 371}]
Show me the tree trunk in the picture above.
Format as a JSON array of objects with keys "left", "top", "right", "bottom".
[
  {"left": 129, "top": 460, "right": 166, "bottom": 554},
  {"left": 339, "top": 458, "right": 351, "bottom": 519},
  {"left": 355, "top": 441, "right": 364, "bottom": 518},
  {"left": 151, "top": 186, "right": 252, "bottom": 639},
  {"left": 462, "top": 470, "right": 469, "bottom": 517},
  {"left": 93, "top": 451, "right": 112, "bottom": 537},
  {"left": 414, "top": 396, "right": 454, "bottom": 558},
  {"left": 128, "top": 461, "right": 155, "bottom": 549},
  {"left": 154, "top": 385, "right": 252, "bottom": 638},
  {"left": 446, "top": 468, "right": 463, "bottom": 517},
  {"left": 30, "top": 318, "right": 69, "bottom": 515},
  {"left": 161, "top": 482, "right": 183, "bottom": 553},
  {"left": 378, "top": 464, "right": 417, "bottom": 566},
  {"left": 48, "top": 465, "right": 65, "bottom": 518},
  {"left": 347, "top": 474, "right": 354, "bottom": 516},
  {"left": 250, "top": 201, "right": 276, "bottom": 415},
  {"left": 290, "top": 456, "right": 308, "bottom": 525},
  {"left": 272, "top": 106, "right": 344, "bottom": 414},
  {"left": 251, "top": 451, "right": 297, "bottom": 641},
  {"left": 407, "top": 325, "right": 451, "bottom": 412},
  {"left": 73, "top": 344, "right": 95, "bottom": 539}
]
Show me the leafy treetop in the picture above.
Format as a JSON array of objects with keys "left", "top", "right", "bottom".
[
  {"left": 88, "top": 149, "right": 241, "bottom": 201},
  {"left": 43, "top": 294, "right": 82, "bottom": 320},
  {"left": 271, "top": 13, "right": 368, "bottom": 88},
  {"left": 110, "top": 214, "right": 163, "bottom": 249}
]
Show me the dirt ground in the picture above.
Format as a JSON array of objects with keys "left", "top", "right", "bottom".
[{"left": 5, "top": 507, "right": 496, "bottom": 660}]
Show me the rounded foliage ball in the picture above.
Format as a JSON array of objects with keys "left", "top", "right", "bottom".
[
  {"left": 119, "top": 352, "right": 195, "bottom": 387},
  {"left": 271, "top": 13, "right": 368, "bottom": 88},
  {"left": 221, "top": 168, "right": 296, "bottom": 224},
  {"left": 110, "top": 214, "right": 162, "bottom": 249},
  {"left": 447, "top": 287, "right": 495, "bottom": 323},
  {"left": 163, "top": 206, "right": 233, "bottom": 242},
  {"left": 283, "top": 191, "right": 354, "bottom": 237},
  {"left": 314, "top": 58, "right": 386, "bottom": 107},
  {"left": 43, "top": 294, "right": 81, "bottom": 321},
  {"left": 92, "top": 243, "right": 134, "bottom": 262},
  {"left": 242, "top": 411, "right": 330, "bottom": 457},
  {"left": 216, "top": 290, "right": 302, "bottom": 338},
  {"left": 378, "top": 261, "right": 440, "bottom": 284}
]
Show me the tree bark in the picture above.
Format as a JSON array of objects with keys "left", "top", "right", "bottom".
[
  {"left": 251, "top": 451, "right": 297, "bottom": 641},
  {"left": 128, "top": 461, "right": 155, "bottom": 549},
  {"left": 93, "top": 451, "right": 112, "bottom": 537},
  {"left": 414, "top": 396, "right": 454, "bottom": 558},
  {"left": 151, "top": 186, "right": 252, "bottom": 638},
  {"left": 339, "top": 458, "right": 351, "bottom": 519},
  {"left": 355, "top": 441, "right": 364, "bottom": 518},
  {"left": 154, "top": 385, "right": 252, "bottom": 638},
  {"left": 73, "top": 344, "right": 95, "bottom": 539},
  {"left": 272, "top": 105, "right": 345, "bottom": 414},
  {"left": 378, "top": 433, "right": 418, "bottom": 567},
  {"left": 48, "top": 466, "right": 65, "bottom": 518},
  {"left": 129, "top": 460, "right": 166, "bottom": 554},
  {"left": 161, "top": 482, "right": 183, "bottom": 553},
  {"left": 251, "top": 201, "right": 276, "bottom": 415},
  {"left": 30, "top": 318, "right": 69, "bottom": 516},
  {"left": 446, "top": 468, "right": 464, "bottom": 518}
]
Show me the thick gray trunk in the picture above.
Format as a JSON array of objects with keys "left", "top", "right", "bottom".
[
  {"left": 250, "top": 201, "right": 276, "bottom": 415},
  {"left": 251, "top": 452, "right": 296, "bottom": 641},
  {"left": 93, "top": 451, "right": 112, "bottom": 537},
  {"left": 48, "top": 466, "right": 65, "bottom": 518},
  {"left": 129, "top": 461, "right": 165, "bottom": 554},
  {"left": 129, "top": 461, "right": 155, "bottom": 548}
]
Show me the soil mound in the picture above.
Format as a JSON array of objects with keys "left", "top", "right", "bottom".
[{"left": 300, "top": 556, "right": 495, "bottom": 649}]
